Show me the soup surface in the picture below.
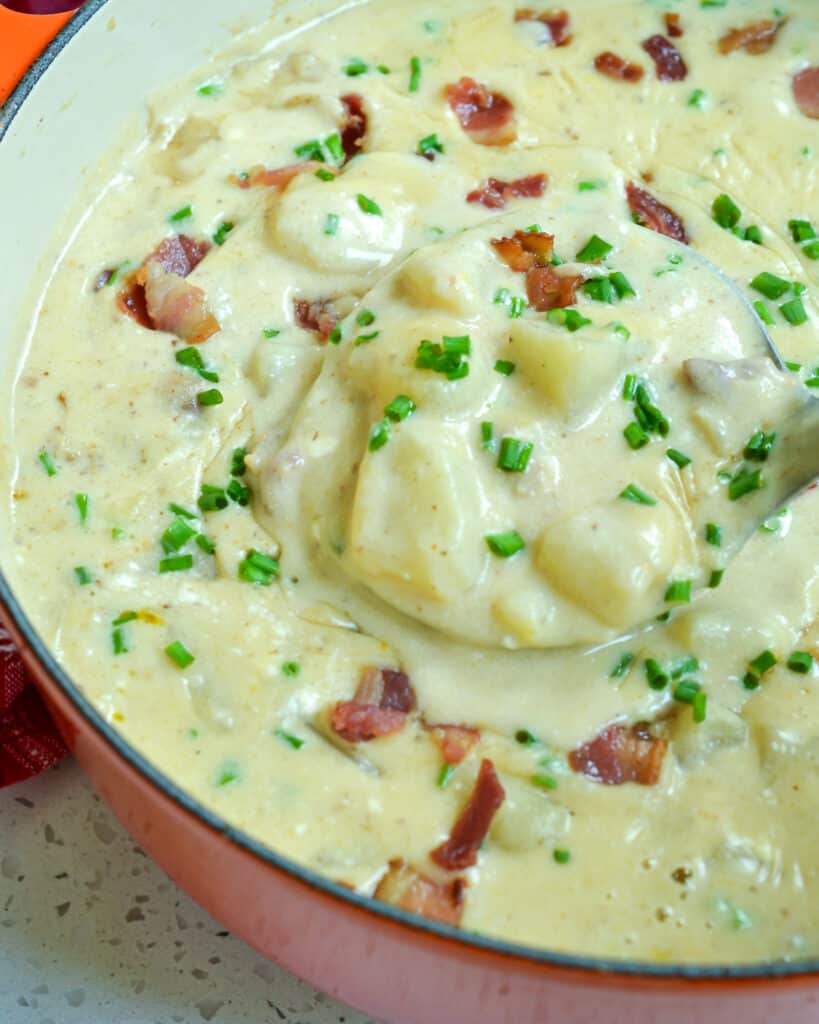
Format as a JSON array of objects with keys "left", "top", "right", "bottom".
[{"left": 6, "top": 0, "right": 819, "bottom": 964}]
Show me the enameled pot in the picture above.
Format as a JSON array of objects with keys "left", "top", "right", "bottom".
[{"left": 2, "top": 3, "right": 819, "bottom": 1020}]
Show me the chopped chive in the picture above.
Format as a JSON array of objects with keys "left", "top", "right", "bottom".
[
  {"left": 216, "top": 761, "right": 240, "bottom": 786},
  {"left": 356, "top": 193, "right": 382, "bottom": 216},
  {"left": 743, "top": 671, "right": 760, "bottom": 690},
  {"left": 230, "top": 447, "right": 247, "bottom": 478},
  {"left": 789, "top": 218, "right": 817, "bottom": 243},
  {"left": 418, "top": 133, "right": 445, "bottom": 156},
  {"left": 665, "top": 579, "right": 692, "bottom": 604},
  {"left": 195, "top": 533, "right": 216, "bottom": 555},
  {"left": 165, "top": 640, "right": 195, "bottom": 668},
  {"left": 175, "top": 346, "right": 205, "bottom": 371},
  {"left": 112, "top": 611, "right": 137, "bottom": 626},
  {"left": 508, "top": 296, "right": 526, "bottom": 318},
  {"left": 786, "top": 361, "right": 803, "bottom": 372},
  {"left": 357, "top": 309, "right": 376, "bottom": 327},
  {"left": 196, "top": 80, "right": 223, "bottom": 96},
  {"left": 611, "top": 322, "right": 631, "bottom": 341},
  {"left": 168, "top": 502, "right": 196, "bottom": 519},
  {"left": 744, "top": 429, "right": 777, "bottom": 462},
  {"left": 692, "top": 690, "right": 707, "bottom": 723},
  {"left": 645, "top": 658, "right": 669, "bottom": 690},
  {"left": 794, "top": 281, "right": 808, "bottom": 296},
  {"left": 343, "top": 57, "right": 368, "bottom": 76},
  {"left": 619, "top": 483, "right": 657, "bottom": 506},
  {"left": 315, "top": 167, "right": 335, "bottom": 182},
  {"left": 750, "top": 272, "right": 790, "bottom": 300},
  {"left": 408, "top": 55, "right": 422, "bottom": 92},
  {"left": 673, "top": 678, "right": 701, "bottom": 703},
  {"left": 294, "top": 138, "right": 325, "bottom": 161},
  {"left": 622, "top": 373, "right": 639, "bottom": 401},
  {"left": 323, "top": 212, "right": 340, "bottom": 237},
  {"left": 802, "top": 240, "right": 819, "bottom": 260},
  {"left": 73, "top": 566, "right": 92, "bottom": 585},
  {"left": 384, "top": 394, "right": 416, "bottom": 422},
  {"left": 324, "top": 132, "right": 344, "bottom": 164},
  {"left": 75, "top": 493, "right": 89, "bottom": 524},
  {"left": 282, "top": 660, "right": 301, "bottom": 678},
  {"left": 708, "top": 568, "right": 724, "bottom": 588},
  {"left": 575, "top": 234, "right": 613, "bottom": 263},
  {"left": 582, "top": 277, "right": 615, "bottom": 304},
  {"left": 609, "top": 271, "right": 636, "bottom": 299},
  {"left": 354, "top": 330, "right": 380, "bottom": 346},
  {"left": 161, "top": 517, "right": 197, "bottom": 554},
  {"left": 671, "top": 655, "right": 700, "bottom": 680},
  {"left": 749, "top": 650, "right": 777, "bottom": 676},
  {"left": 666, "top": 448, "right": 691, "bottom": 469},
  {"left": 437, "top": 764, "right": 455, "bottom": 788},
  {"left": 111, "top": 526, "right": 126, "bottom": 540},
  {"left": 578, "top": 179, "right": 606, "bottom": 192},
  {"left": 480, "top": 421, "right": 495, "bottom": 451},
  {"left": 610, "top": 651, "right": 634, "bottom": 678},
  {"left": 238, "top": 548, "right": 279, "bottom": 585},
  {"left": 112, "top": 628, "right": 128, "bottom": 655},
  {"left": 727, "top": 466, "right": 764, "bottom": 500},
  {"left": 688, "top": 88, "right": 706, "bottom": 108},
  {"left": 197, "top": 388, "right": 223, "bottom": 407},
  {"left": 547, "top": 308, "right": 592, "bottom": 331},
  {"left": 226, "top": 478, "right": 251, "bottom": 506},
  {"left": 553, "top": 848, "right": 571, "bottom": 864},
  {"left": 168, "top": 204, "right": 193, "bottom": 224},
  {"left": 753, "top": 299, "right": 775, "bottom": 326},
  {"left": 494, "top": 288, "right": 511, "bottom": 306},
  {"left": 711, "top": 194, "right": 741, "bottom": 229},
  {"left": 275, "top": 728, "right": 305, "bottom": 750},
  {"left": 634, "top": 383, "right": 669, "bottom": 436},
  {"left": 415, "top": 336, "right": 470, "bottom": 380},
  {"left": 786, "top": 650, "right": 813, "bottom": 674},
  {"left": 497, "top": 437, "right": 533, "bottom": 473},
  {"left": 515, "top": 728, "right": 539, "bottom": 746},
  {"left": 212, "top": 221, "right": 234, "bottom": 246},
  {"left": 780, "top": 297, "right": 808, "bottom": 325},
  {"left": 198, "top": 484, "right": 228, "bottom": 512},
  {"left": 485, "top": 531, "right": 525, "bottom": 558},
  {"left": 705, "top": 522, "right": 722, "bottom": 547},
  {"left": 624, "top": 422, "right": 649, "bottom": 450},
  {"left": 159, "top": 554, "right": 194, "bottom": 573},
  {"left": 38, "top": 450, "right": 57, "bottom": 476},
  {"left": 494, "top": 359, "right": 515, "bottom": 376},
  {"left": 262, "top": 327, "right": 281, "bottom": 339},
  {"left": 368, "top": 418, "right": 391, "bottom": 451},
  {"left": 533, "top": 773, "right": 558, "bottom": 790},
  {"left": 328, "top": 325, "right": 342, "bottom": 345},
  {"left": 744, "top": 225, "right": 763, "bottom": 245}
]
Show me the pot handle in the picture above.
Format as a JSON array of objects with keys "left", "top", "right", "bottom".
[{"left": 0, "top": 2, "right": 85, "bottom": 105}]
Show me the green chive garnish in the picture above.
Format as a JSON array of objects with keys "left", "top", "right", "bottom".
[
  {"left": 485, "top": 531, "right": 525, "bottom": 558},
  {"left": 38, "top": 450, "right": 57, "bottom": 477},
  {"left": 212, "top": 221, "right": 234, "bottom": 246},
  {"left": 169, "top": 504, "right": 196, "bottom": 519},
  {"left": 665, "top": 579, "right": 692, "bottom": 604},
  {"left": 343, "top": 57, "right": 368, "bottom": 76},
  {"left": 169, "top": 204, "right": 193, "bottom": 224},
  {"left": 624, "top": 422, "right": 649, "bottom": 450},
  {"left": 583, "top": 277, "right": 615, "bottom": 304},
  {"left": 112, "top": 628, "right": 128, "bottom": 655},
  {"left": 673, "top": 678, "right": 701, "bottom": 703},
  {"left": 275, "top": 729, "right": 305, "bottom": 750},
  {"left": 645, "top": 658, "right": 669, "bottom": 690},
  {"left": 622, "top": 374, "right": 638, "bottom": 401},
  {"left": 238, "top": 549, "right": 279, "bottom": 585},
  {"left": 262, "top": 327, "right": 281, "bottom": 338},
  {"left": 749, "top": 649, "right": 777, "bottom": 676},
  {"left": 787, "top": 651, "right": 813, "bottom": 673},
  {"left": 666, "top": 448, "right": 691, "bottom": 469},
  {"left": 197, "top": 81, "right": 223, "bottom": 96},
  {"left": 497, "top": 437, "right": 533, "bottom": 473},
  {"left": 217, "top": 761, "right": 240, "bottom": 786},
  {"left": 705, "top": 522, "right": 722, "bottom": 547},
  {"left": 494, "top": 359, "right": 515, "bottom": 376},
  {"left": 744, "top": 225, "right": 762, "bottom": 245},
  {"left": 195, "top": 533, "right": 216, "bottom": 555},
  {"left": 708, "top": 569, "right": 724, "bottom": 588},
  {"left": 198, "top": 484, "right": 228, "bottom": 512},
  {"left": 357, "top": 309, "right": 376, "bottom": 327},
  {"left": 226, "top": 479, "right": 251, "bottom": 506},
  {"left": 408, "top": 55, "right": 422, "bottom": 92},
  {"left": 515, "top": 728, "right": 539, "bottom": 746},
  {"left": 744, "top": 430, "right": 777, "bottom": 462},
  {"left": 197, "top": 389, "right": 223, "bottom": 407},
  {"left": 609, "top": 271, "right": 636, "bottom": 299},
  {"left": 75, "top": 493, "right": 89, "bottom": 524},
  {"left": 688, "top": 88, "right": 706, "bottom": 108},
  {"left": 610, "top": 651, "right": 634, "bottom": 678},
  {"left": 578, "top": 179, "right": 606, "bottom": 192},
  {"left": 576, "top": 234, "right": 613, "bottom": 263},
  {"left": 753, "top": 300, "right": 775, "bottom": 325},
  {"left": 315, "top": 167, "right": 335, "bottom": 182},
  {"left": 619, "top": 483, "right": 657, "bottom": 506},
  {"left": 727, "top": 466, "right": 764, "bottom": 500},
  {"left": 750, "top": 272, "right": 790, "bottom": 300},
  {"left": 481, "top": 421, "right": 495, "bottom": 451},
  {"left": 418, "top": 133, "right": 444, "bottom": 156},
  {"left": 384, "top": 395, "right": 416, "bottom": 421},
  {"left": 161, "top": 517, "right": 197, "bottom": 554},
  {"left": 789, "top": 218, "right": 817, "bottom": 243},
  {"left": 356, "top": 193, "right": 382, "bottom": 216},
  {"left": 324, "top": 213, "right": 340, "bottom": 236},
  {"left": 692, "top": 690, "right": 707, "bottom": 723},
  {"left": 437, "top": 764, "right": 455, "bottom": 788},
  {"left": 73, "top": 566, "right": 92, "bottom": 585},
  {"left": 282, "top": 660, "right": 301, "bottom": 678},
  {"left": 547, "top": 308, "right": 592, "bottom": 331},
  {"left": 230, "top": 447, "right": 246, "bottom": 477},
  {"left": 533, "top": 773, "right": 558, "bottom": 790},
  {"left": 368, "top": 418, "right": 391, "bottom": 451},
  {"left": 159, "top": 554, "right": 194, "bottom": 573},
  {"left": 165, "top": 640, "right": 195, "bottom": 668},
  {"left": 712, "top": 194, "right": 741, "bottom": 229},
  {"left": 780, "top": 297, "right": 808, "bottom": 325},
  {"left": 553, "top": 848, "right": 571, "bottom": 864},
  {"left": 415, "top": 336, "right": 470, "bottom": 380}
]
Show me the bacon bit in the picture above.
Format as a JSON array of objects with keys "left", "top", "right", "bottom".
[
  {"left": 340, "top": 93, "right": 368, "bottom": 161},
  {"left": 445, "top": 76, "right": 517, "bottom": 147},
  {"left": 94, "top": 268, "right": 116, "bottom": 291},
  {"left": 490, "top": 229, "right": 554, "bottom": 272},
  {"left": 467, "top": 174, "right": 547, "bottom": 209},
  {"left": 514, "top": 8, "right": 572, "bottom": 47},
  {"left": 593, "top": 52, "right": 644, "bottom": 83},
  {"left": 330, "top": 666, "right": 417, "bottom": 743},
  {"left": 526, "top": 265, "right": 584, "bottom": 311},
  {"left": 149, "top": 235, "right": 211, "bottom": 277},
  {"left": 429, "top": 759, "right": 505, "bottom": 871},
  {"left": 293, "top": 299, "right": 340, "bottom": 340},
  {"left": 140, "top": 263, "right": 220, "bottom": 345},
  {"left": 569, "top": 723, "right": 668, "bottom": 786},
  {"left": 641, "top": 34, "right": 688, "bottom": 81},
  {"left": 794, "top": 67, "right": 819, "bottom": 120},
  {"left": 664, "top": 12, "right": 682, "bottom": 38},
  {"left": 374, "top": 859, "right": 466, "bottom": 926},
  {"left": 626, "top": 182, "right": 689, "bottom": 243},
  {"left": 229, "top": 160, "right": 327, "bottom": 190},
  {"left": 117, "top": 282, "right": 152, "bottom": 329},
  {"left": 718, "top": 19, "right": 786, "bottom": 56},
  {"left": 427, "top": 724, "right": 480, "bottom": 765}
]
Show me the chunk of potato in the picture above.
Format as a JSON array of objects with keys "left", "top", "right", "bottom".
[
  {"left": 671, "top": 701, "right": 748, "bottom": 769},
  {"left": 489, "top": 772, "right": 571, "bottom": 852}
]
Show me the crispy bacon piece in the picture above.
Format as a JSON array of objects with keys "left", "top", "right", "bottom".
[
  {"left": 293, "top": 299, "right": 340, "bottom": 340},
  {"left": 514, "top": 8, "right": 572, "bottom": 47},
  {"left": 117, "top": 234, "right": 216, "bottom": 340},
  {"left": 229, "top": 160, "right": 328, "bottom": 190},
  {"left": 718, "top": 19, "right": 786, "bottom": 55},
  {"left": 594, "top": 52, "right": 644, "bottom": 83},
  {"left": 664, "top": 12, "right": 682, "bottom": 37},
  {"left": 794, "top": 67, "right": 819, "bottom": 120},
  {"left": 467, "top": 173, "right": 547, "bottom": 209},
  {"left": 526, "top": 265, "right": 584, "bottom": 311},
  {"left": 569, "top": 723, "right": 668, "bottom": 786},
  {"left": 626, "top": 181, "right": 689, "bottom": 243},
  {"left": 139, "top": 262, "right": 220, "bottom": 345},
  {"left": 445, "top": 77, "right": 516, "bottom": 147},
  {"left": 430, "top": 759, "right": 505, "bottom": 871},
  {"left": 340, "top": 93, "right": 368, "bottom": 161},
  {"left": 330, "top": 667, "right": 417, "bottom": 743},
  {"left": 641, "top": 34, "right": 688, "bottom": 81},
  {"left": 94, "top": 268, "right": 116, "bottom": 291},
  {"left": 374, "top": 859, "right": 466, "bottom": 926},
  {"left": 491, "top": 229, "right": 554, "bottom": 272},
  {"left": 427, "top": 724, "right": 481, "bottom": 765}
]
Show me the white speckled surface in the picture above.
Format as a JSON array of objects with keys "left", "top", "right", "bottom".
[{"left": 0, "top": 758, "right": 380, "bottom": 1024}]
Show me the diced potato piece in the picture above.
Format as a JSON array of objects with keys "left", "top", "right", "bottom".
[
  {"left": 535, "top": 498, "right": 684, "bottom": 628},
  {"left": 506, "top": 319, "right": 627, "bottom": 420},
  {"left": 394, "top": 235, "right": 483, "bottom": 317},
  {"left": 489, "top": 773, "right": 571, "bottom": 852},
  {"left": 346, "top": 424, "right": 485, "bottom": 605},
  {"left": 671, "top": 701, "right": 748, "bottom": 769}
]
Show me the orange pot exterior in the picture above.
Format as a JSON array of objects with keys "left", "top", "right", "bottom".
[{"left": 4, "top": 6, "right": 819, "bottom": 1022}]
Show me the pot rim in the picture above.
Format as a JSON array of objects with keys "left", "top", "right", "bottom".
[{"left": 2, "top": 0, "right": 819, "bottom": 988}]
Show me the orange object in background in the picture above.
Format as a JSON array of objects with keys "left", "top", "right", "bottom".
[{"left": 0, "top": 4, "right": 80, "bottom": 105}]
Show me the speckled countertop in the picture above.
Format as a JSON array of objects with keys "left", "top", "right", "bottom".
[{"left": 0, "top": 759, "right": 379, "bottom": 1024}]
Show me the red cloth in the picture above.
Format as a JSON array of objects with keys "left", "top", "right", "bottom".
[{"left": 0, "top": 620, "right": 66, "bottom": 786}]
